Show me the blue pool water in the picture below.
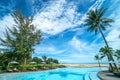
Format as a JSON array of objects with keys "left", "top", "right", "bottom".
[{"left": 0, "top": 68, "right": 106, "bottom": 80}]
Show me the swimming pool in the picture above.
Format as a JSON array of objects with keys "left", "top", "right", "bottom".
[{"left": 0, "top": 68, "right": 106, "bottom": 80}]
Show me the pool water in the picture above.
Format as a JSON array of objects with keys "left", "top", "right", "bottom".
[{"left": 0, "top": 68, "right": 106, "bottom": 80}]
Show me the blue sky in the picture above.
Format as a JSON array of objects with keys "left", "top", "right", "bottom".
[{"left": 0, "top": 0, "right": 120, "bottom": 63}]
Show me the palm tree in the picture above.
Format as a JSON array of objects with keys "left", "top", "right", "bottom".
[
  {"left": 115, "top": 50, "right": 120, "bottom": 68},
  {"left": 114, "top": 50, "right": 120, "bottom": 60},
  {"left": 84, "top": 8, "right": 118, "bottom": 70},
  {"left": 53, "top": 59, "right": 59, "bottom": 64},
  {"left": 47, "top": 58, "right": 54, "bottom": 69},
  {"left": 95, "top": 55, "right": 101, "bottom": 69},
  {"left": 41, "top": 56, "right": 47, "bottom": 70},
  {"left": 99, "top": 46, "right": 115, "bottom": 71},
  {"left": 47, "top": 58, "right": 54, "bottom": 64},
  {"left": 32, "top": 57, "right": 42, "bottom": 64},
  {"left": 42, "top": 56, "right": 47, "bottom": 64}
]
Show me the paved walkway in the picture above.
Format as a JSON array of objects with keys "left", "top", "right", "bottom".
[{"left": 98, "top": 71, "right": 120, "bottom": 80}]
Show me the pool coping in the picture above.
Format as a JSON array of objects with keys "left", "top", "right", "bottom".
[{"left": 98, "top": 70, "right": 120, "bottom": 80}]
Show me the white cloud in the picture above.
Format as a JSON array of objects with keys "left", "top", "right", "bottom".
[
  {"left": 81, "top": 0, "right": 105, "bottom": 23},
  {"left": 69, "top": 36, "right": 104, "bottom": 55},
  {"left": 106, "top": 29, "right": 120, "bottom": 49},
  {"left": 33, "top": 0, "right": 82, "bottom": 35},
  {"left": 0, "top": 14, "right": 15, "bottom": 39},
  {"left": 105, "top": 0, "right": 120, "bottom": 49},
  {"left": 106, "top": 29, "right": 119, "bottom": 42},
  {"left": 59, "top": 59, "right": 73, "bottom": 63},
  {"left": 0, "top": 0, "right": 105, "bottom": 36},
  {"left": 59, "top": 55, "right": 96, "bottom": 63},
  {"left": 34, "top": 46, "right": 65, "bottom": 54},
  {"left": 70, "top": 53, "right": 93, "bottom": 58},
  {"left": 90, "top": 0, "right": 105, "bottom": 9},
  {"left": 69, "top": 36, "right": 87, "bottom": 51}
]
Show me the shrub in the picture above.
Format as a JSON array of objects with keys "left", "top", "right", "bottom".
[{"left": 0, "top": 66, "right": 3, "bottom": 70}]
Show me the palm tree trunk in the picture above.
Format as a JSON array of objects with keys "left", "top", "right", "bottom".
[
  {"left": 99, "top": 27, "right": 118, "bottom": 71},
  {"left": 105, "top": 54, "right": 113, "bottom": 71},
  {"left": 98, "top": 60, "right": 101, "bottom": 69},
  {"left": 24, "top": 58, "right": 26, "bottom": 65}
]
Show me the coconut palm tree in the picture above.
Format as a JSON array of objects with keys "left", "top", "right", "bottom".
[
  {"left": 42, "top": 56, "right": 47, "bottom": 64},
  {"left": 99, "top": 46, "right": 115, "bottom": 71},
  {"left": 114, "top": 50, "right": 120, "bottom": 60},
  {"left": 113, "top": 50, "right": 120, "bottom": 68},
  {"left": 95, "top": 55, "right": 101, "bottom": 69},
  {"left": 47, "top": 58, "right": 54, "bottom": 64},
  {"left": 84, "top": 8, "right": 118, "bottom": 70}
]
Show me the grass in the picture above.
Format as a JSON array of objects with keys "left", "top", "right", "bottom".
[{"left": 0, "top": 64, "right": 66, "bottom": 73}]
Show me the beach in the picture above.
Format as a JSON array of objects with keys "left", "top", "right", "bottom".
[{"left": 62, "top": 63, "right": 109, "bottom": 68}]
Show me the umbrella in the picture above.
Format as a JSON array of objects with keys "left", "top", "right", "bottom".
[
  {"left": 42, "top": 62, "right": 46, "bottom": 64},
  {"left": 9, "top": 61, "right": 19, "bottom": 65},
  {"left": 30, "top": 61, "right": 37, "bottom": 64}
]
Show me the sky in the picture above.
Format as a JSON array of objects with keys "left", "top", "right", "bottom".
[{"left": 0, "top": 0, "right": 120, "bottom": 63}]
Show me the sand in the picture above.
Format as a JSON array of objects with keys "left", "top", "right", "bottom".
[{"left": 62, "top": 63, "right": 109, "bottom": 68}]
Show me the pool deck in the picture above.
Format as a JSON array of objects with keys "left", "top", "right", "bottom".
[{"left": 98, "top": 71, "right": 120, "bottom": 80}]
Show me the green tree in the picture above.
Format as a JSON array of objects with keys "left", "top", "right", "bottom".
[
  {"left": 53, "top": 59, "right": 59, "bottom": 64},
  {"left": 84, "top": 8, "right": 118, "bottom": 70},
  {"left": 47, "top": 58, "right": 54, "bottom": 64},
  {"left": 0, "top": 10, "right": 42, "bottom": 65},
  {"left": 32, "top": 57, "right": 42, "bottom": 64},
  {"left": 99, "top": 46, "right": 114, "bottom": 71},
  {"left": 0, "top": 52, "right": 14, "bottom": 67},
  {"left": 114, "top": 50, "right": 120, "bottom": 60},
  {"left": 42, "top": 56, "right": 47, "bottom": 64},
  {"left": 95, "top": 54, "right": 101, "bottom": 69}
]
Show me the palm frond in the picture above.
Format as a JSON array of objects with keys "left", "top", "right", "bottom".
[
  {"left": 98, "top": 8, "right": 107, "bottom": 19},
  {"left": 100, "top": 24, "right": 106, "bottom": 31}
]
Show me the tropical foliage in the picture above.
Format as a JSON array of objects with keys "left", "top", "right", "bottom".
[
  {"left": 0, "top": 10, "right": 42, "bottom": 65},
  {"left": 84, "top": 8, "right": 118, "bottom": 71},
  {"left": 114, "top": 50, "right": 120, "bottom": 60},
  {"left": 42, "top": 56, "right": 47, "bottom": 63},
  {"left": 94, "top": 54, "right": 101, "bottom": 68},
  {"left": 99, "top": 46, "right": 114, "bottom": 71},
  {"left": 32, "top": 57, "right": 42, "bottom": 64},
  {"left": 41, "top": 56, "right": 59, "bottom": 64}
]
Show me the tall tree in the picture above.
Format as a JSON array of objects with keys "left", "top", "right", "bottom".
[
  {"left": 53, "top": 59, "right": 59, "bottom": 64},
  {"left": 0, "top": 10, "right": 42, "bottom": 65},
  {"left": 42, "top": 56, "right": 47, "bottom": 64},
  {"left": 99, "top": 46, "right": 114, "bottom": 71},
  {"left": 84, "top": 8, "right": 118, "bottom": 70},
  {"left": 32, "top": 57, "right": 42, "bottom": 64},
  {"left": 95, "top": 54, "right": 101, "bottom": 69},
  {"left": 114, "top": 50, "right": 120, "bottom": 60},
  {"left": 47, "top": 58, "right": 54, "bottom": 64}
]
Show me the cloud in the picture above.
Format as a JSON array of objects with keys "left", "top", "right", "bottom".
[
  {"left": 106, "top": 29, "right": 120, "bottom": 49},
  {"left": 105, "top": 0, "right": 120, "bottom": 49},
  {"left": 59, "top": 54, "right": 96, "bottom": 63},
  {"left": 0, "top": 14, "right": 15, "bottom": 39},
  {"left": 69, "top": 36, "right": 104, "bottom": 55},
  {"left": 69, "top": 36, "right": 87, "bottom": 51},
  {"left": 33, "top": 0, "right": 82, "bottom": 35},
  {"left": 0, "top": 0, "right": 105, "bottom": 36},
  {"left": 34, "top": 45, "right": 65, "bottom": 54}
]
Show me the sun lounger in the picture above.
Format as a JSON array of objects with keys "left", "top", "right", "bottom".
[
  {"left": 28, "top": 67, "right": 37, "bottom": 71},
  {"left": 13, "top": 68, "right": 19, "bottom": 72},
  {"left": 7, "top": 69, "right": 13, "bottom": 72}
]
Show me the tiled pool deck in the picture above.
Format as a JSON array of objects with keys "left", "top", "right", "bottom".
[{"left": 98, "top": 71, "right": 120, "bottom": 80}]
